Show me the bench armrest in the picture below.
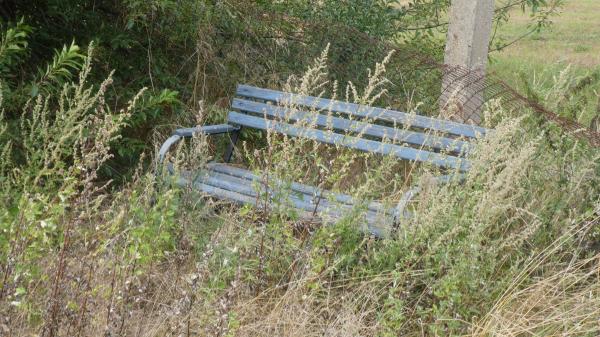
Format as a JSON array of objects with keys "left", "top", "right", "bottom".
[
  {"left": 173, "top": 124, "right": 240, "bottom": 137},
  {"left": 158, "top": 124, "right": 240, "bottom": 164}
]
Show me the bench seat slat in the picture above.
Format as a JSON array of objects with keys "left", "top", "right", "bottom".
[
  {"left": 207, "top": 163, "right": 391, "bottom": 215},
  {"left": 178, "top": 168, "right": 391, "bottom": 237},
  {"left": 236, "top": 84, "right": 489, "bottom": 139},
  {"left": 200, "top": 170, "right": 387, "bottom": 226},
  {"left": 200, "top": 169, "right": 387, "bottom": 219},
  {"left": 227, "top": 111, "right": 470, "bottom": 172},
  {"left": 232, "top": 98, "right": 470, "bottom": 154},
  {"left": 177, "top": 176, "right": 347, "bottom": 227}
]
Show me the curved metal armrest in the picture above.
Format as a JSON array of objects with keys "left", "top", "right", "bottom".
[{"left": 158, "top": 124, "right": 240, "bottom": 164}]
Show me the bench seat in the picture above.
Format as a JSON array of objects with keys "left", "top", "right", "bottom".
[{"left": 173, "top": 163, "right": 402, "bottom": 237}]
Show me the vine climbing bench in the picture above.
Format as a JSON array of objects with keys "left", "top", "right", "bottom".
[{"left": 159, "top": 84, "right": 490, "bottom": 238}]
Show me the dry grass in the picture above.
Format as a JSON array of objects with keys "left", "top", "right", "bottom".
[
  {"left": 471, "top": 213, "right": 600, "bottom": 336},
  {"left": 491, "top": 0, "right": 600, "bottom": 102},
  {"left": 476, "top": 260, "right": 600, "bottom": 336}
]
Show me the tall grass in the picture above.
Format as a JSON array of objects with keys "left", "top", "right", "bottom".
[{"left": 1, "top": 43, "right": 599, "bottom": 337}]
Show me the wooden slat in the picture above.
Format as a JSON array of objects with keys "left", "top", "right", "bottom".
[
  {"left": 177, "top": 175, "right": 257, "bottom": 205},
  {"left": 227, "top": 111, "right": 470, "bottom": 172},
  {"left": 236, "top": 84, "right": 489, "bottom": 139},
  {"left": 232, "top": 98, "right": 471, "bottom": 154},
  {"left": 176, "top": 175, "right": 346, "bottom": 229},
  {"left": 199, "top": 169, "right": 387, "bottom": 222},
  {"left": 207, "top": 163, "right": 391, "bottom": 215},
  {"left": 178, "top": 169, "right": 390, "bottom": 237}
]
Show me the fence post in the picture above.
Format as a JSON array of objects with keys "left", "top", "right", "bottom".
[{"left": 441, "top": 0, "right": 494, "bottom": 125}]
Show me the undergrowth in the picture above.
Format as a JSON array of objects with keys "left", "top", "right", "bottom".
[{"left": 1, "top": 31, "right": 598, "bottom": 337}]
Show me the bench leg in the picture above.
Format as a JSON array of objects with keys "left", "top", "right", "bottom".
[{"left": 223, "top": 128, "right": 241, "bottom": 163}]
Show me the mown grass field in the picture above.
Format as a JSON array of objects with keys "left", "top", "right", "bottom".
[
  {"left": 394, "top": 0, "right": 600, "bottom": 94},
  {"left": 490, "top": 0, "right": 600, "bottom": 126},
  {"left": 491, "top": 0, "right": 600, "bottom": 85}
]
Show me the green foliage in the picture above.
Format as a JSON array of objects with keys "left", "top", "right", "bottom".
[
  {"left": 113, "top": 89, "right": 181, "bottom": 164},
  {"left": 0, "top": 0, "right": 197, "bottom": 178},
  {"left": 0, "top": 18, "right": 31, "bottom": 75},
  {"left": 1, "top": 0, "right": 565, "bottom": 180},
  {"left": 520, "top": 65, "right": 600, "bottom": 126},
  {"left": 112, "top": 176, "right": 182, "bottom": 266},
  {"left": 30, "top": 42, "right": 85, "bottom": 97},
  {"left": 266, "top": 0, "right": 398, "bottom": 38},
  {"left": 0, "top": 43, "right": 137, "bottom": 315}
]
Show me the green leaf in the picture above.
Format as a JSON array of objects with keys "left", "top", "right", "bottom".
[{"left": 15, "top": 287, "right": 26, "bottom": 296}]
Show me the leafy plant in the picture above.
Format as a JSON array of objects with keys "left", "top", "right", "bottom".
[
  {"left": 0, "top": 18, "right": 31, "bottom": 75},
  {"left": 30, "top": 41, "right": 85, "bottom": 97}
]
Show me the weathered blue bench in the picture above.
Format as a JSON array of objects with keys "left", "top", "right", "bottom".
[{"left": 159, "top": 84, "right": 489, "bottom": 237}]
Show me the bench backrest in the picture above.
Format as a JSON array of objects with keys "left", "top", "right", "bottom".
[{"left": 228, "top": 84, "right": 490, "bottom": 172}]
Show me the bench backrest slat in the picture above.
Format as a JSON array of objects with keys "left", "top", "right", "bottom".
[
  {"left": 236, "top": 84, "right": 489, "bottom": 139},
  {"left": 232, "top": 98, "right": 471, "bottom": 154},
  {"left": 227, "top": 111, "right": 470, "bottom": 172}
]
